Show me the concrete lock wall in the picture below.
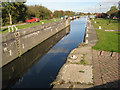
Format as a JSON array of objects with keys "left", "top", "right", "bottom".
[{"left": 1, "top": 19, "right": 70, "bottom": 67}]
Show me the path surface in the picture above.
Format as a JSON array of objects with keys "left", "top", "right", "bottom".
[
  {"left": 52, "top": 18, "right": 119, "bottom": 89},
  {"left": 93, "top": 50, "right": 119, "bottom": 88},
  {"left": 1, "top": 23, "right": 26, "bottom": 29}
]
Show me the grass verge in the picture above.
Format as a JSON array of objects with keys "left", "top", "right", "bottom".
[
  {"left": 1, "top": 18, "right": 61, "bottom": 34},
  {"left": 91, "top": 18, "right": 119, "bottom": 53}
]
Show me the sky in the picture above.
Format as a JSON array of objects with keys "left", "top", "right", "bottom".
[{"left": 25, "top": 0, "right": 119, "bottom": 13}]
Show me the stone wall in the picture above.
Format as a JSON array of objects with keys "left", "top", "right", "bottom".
[
  {"left": 2, "top": 26, "right": 70, "bottom": 88},
  {"left": 1, "top": 19, "right": 70, "bottom": 67}
]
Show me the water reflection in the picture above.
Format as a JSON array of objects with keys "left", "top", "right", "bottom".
[
  {"left": 2, "top": 26, "right": 70, "bottom": 89},
  {"left": 48, "top": 47, "right": 69, "bottom": 54}
]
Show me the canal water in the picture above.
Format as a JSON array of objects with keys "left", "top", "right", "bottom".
[{"left": 2, "top": 17, "right": 87, "bottom": 88}]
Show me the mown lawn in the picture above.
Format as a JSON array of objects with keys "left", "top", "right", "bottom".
[
  {"left": 92, "top": 18, "right": 118, "bottom": 30},
  {"left": 92, "top": 18, "right": 120, "bottom": 53},
  {"left": 1, "top": 18, "right": 61, "bottom": 34}
]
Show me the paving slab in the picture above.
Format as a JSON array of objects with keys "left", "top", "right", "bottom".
[
  {"left": 53, "top": 83, "right": 93, "bottom": 88},
  {"left": 67, "top": 46, "right": 92, "bottom": 65},
  {"left": 93, "top": 50, "right": 119, "bottom": 88},
  {"left": 56, "top": 64, "right": 93, "bottom": 84}
]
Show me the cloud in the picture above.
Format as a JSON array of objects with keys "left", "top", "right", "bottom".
[
  {"left": 25, "top": 0, "right": 119, "bottom": 13},
  {"left": 26, "top": 0, "right": 119, "bottom": 4},
  {"left": 27, "top": 0, "right": 100, "bottom": 3},
  {"left": 49, "top": 48, "right": 69, "bottom": 54},
  {"left": 100, "top": 0, "right": 119, "bottom": 2},
  {"left": 60, "top": 40, "right": 73, "bottom": 45}
]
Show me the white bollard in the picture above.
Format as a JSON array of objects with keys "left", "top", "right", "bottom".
[
  {"left": 99, "top": 26, "right": 101, "bottom": 29},
  {"left": 94, "top": 21, "right": 96, "bottom": 23},
  {"left": 42, "top": 22, "right": 44, "bottom": 24},
  {"left": 86, "top": 34, "right": 88, "bottom": 37},
  {"left": 61, "top": 17, "right": 63, "bottom": 20}
]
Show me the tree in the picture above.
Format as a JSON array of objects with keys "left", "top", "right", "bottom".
[
  {"left": 53, "top": 10, "right": 75, "bottom": 18},
  {"left": 110, "top": 6, "right": 118, "bottom": 11},
  {"left": 107, "top": 6, "right": 119, "bottom": 18},
  {"left": 2, "top": 2, "right": 15, "bottom": 24},
  {"left": 26, "top": 5, "right": 52, "bottom": 20},
  {"left": 2, "top": 2, "right": 27, "bottom": 25},
  {"left": 2, "top": 4, "right": 52, "bottom": 26},
  {"left": 53, "top": 10, "right": 64, "bottom": 18},
  {"left": 107, "top": 6, "right": 118, "bottom": 14}
]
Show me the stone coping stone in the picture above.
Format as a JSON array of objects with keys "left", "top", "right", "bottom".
[
  {"left": 67, "top": 46, "right": 92, "bottom": 65},
  {"left": 53, "top": 83, "right": 93, "bottom": 88},
  {"left": 56, "top": 64, "right": 93, "bottom": 84}
]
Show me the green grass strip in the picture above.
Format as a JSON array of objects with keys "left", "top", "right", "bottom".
[
  {"left": 1, "top": 18, "right": 61, "bottom": 34},
  {"left": 92, "top": 18, "right": 119, "bottom": 53}
]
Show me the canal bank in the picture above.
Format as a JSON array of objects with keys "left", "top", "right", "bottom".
[
  {"left": 1, "top": 19, "right": 70, "bottom": 68},
  {"left": 52, "top": 18, "right": 98, "bottom": 88}
]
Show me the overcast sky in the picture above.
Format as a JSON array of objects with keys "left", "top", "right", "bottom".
[{"left": 25, "top": 0, "right": 119, "bottom": 13}]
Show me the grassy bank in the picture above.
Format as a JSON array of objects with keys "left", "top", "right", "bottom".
[
  {"left": 1, "top": 18, "right": 61, "bottom": 34},
  {"left": 91, "top": 18, "right": 119, "bottom": 53},
  {"left": 92, "top": 18, "right": 118, "bottom": 30}
]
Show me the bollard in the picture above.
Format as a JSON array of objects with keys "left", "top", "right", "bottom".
[
  {"left": 99, "top": 26, "right": 101, "bottom": 29},
  {"left": 42, "top": 22, "right": 44, "bottom": 24},
  {"left": 86, "top": 34, "right": 88, "bottom": 37},
  {"left": 61, "top": 17, "right": 63, "bottom": 20},
  {"left": 94, "top": 21, "right": 96, "bottom": 23}
]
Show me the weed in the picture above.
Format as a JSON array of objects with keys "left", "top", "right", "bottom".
[
  {"left": 80, "top": 60, "right": 88, "bottom": 65},
  {"left": 88, "top": 82, "right": 93, "bottom": 85},
  {"left": 69, "top": 85, "right": 74, "bottom": 88},
  {"left": 79, "top": 70, "right": 85, "bottom": 73},
  {"left": 77, "top": 82, "right": 81, "bottom": 84},
  {"left": 50, "top": 81, "right": 57, "bottom": 85}
]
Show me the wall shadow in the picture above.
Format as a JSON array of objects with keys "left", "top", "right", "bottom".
[{"left": 85, "top": 80, "right": 120, "bottom": 89}]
